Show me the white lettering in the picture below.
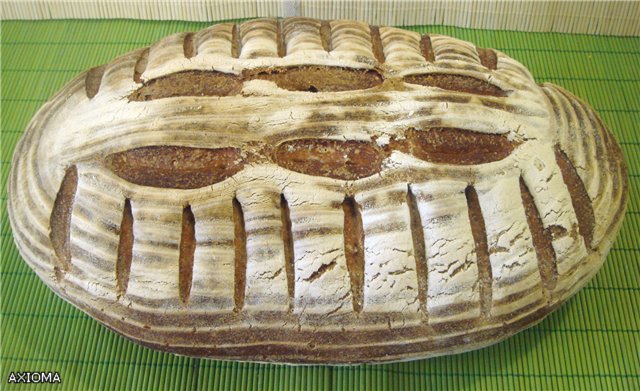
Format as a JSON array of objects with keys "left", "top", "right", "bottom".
[{"left": 7, "top": 371, "right": 62, "bottom": 384}]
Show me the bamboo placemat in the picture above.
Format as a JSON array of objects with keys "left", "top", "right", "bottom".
[
  {"left": 1, "top": 20, "right": 639, "bottom": 390},
  {"left": 3, "top": 1, "right": 640, "bottom": 36}
]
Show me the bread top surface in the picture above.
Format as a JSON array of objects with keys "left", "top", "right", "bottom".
[{"left": 8, "top": 18, "right": 628, "bottom": 363}]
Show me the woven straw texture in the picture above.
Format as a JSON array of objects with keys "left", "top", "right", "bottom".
[{"left": 1, "top": 20, "right": 639, "bottom": 390}]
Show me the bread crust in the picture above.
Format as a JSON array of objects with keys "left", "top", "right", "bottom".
[{"left": 7, "top": 17, "right": 628, "bottom": 364}]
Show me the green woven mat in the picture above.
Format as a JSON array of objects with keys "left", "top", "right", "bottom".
[{"left": 1, "top": 20, "right": 639, "bottom": 390}]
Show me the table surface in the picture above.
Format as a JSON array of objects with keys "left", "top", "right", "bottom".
[{"left": 1, "top": 20, "right": 639, "bottom": 390}]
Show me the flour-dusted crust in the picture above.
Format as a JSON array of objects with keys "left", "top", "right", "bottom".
[{"left": 8, "top": 18, "right": 628, "bottom": 364}]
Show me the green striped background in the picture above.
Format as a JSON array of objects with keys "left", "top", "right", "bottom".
[{"left": 1, "top": 20, "right": 639, "bottom": 390}]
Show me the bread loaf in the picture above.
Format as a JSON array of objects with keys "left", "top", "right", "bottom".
[{"left": 8, "top": 18, "right": 628, "bottom": 364}]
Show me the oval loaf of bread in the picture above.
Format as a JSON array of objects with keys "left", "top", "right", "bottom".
[{"left": 8, "top": 18, "right": 628, "bottom": 364}]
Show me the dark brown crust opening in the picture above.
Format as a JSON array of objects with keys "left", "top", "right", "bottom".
[
  {"left": 105, "top": 146, "right": 243, "bottom": 189},
  {"left": 342, "top": 196, "right": 364, "bottom": 313},
  {"left": 247, "top": 66, "right": 383, "bottom": 92},
  {"left": 130, "top": 66, "right": 383, "bottom": 100},
  {"left": 179, "top": 205, "right": 196, "bottom": 304},
  {"left": 554, "top": 147, "right": 595, "bottom": 248},
  {"left": 233, "top": 198, "right": 247, "bottom": 311},
  {"left": 86, "top": 65, "right": 106, "bottom": 99},
  {"left": 274, "top": 139, "right": 385, "bottom": 180},
  {"left": 420, "top": 35, "right": 435, "bottom": 62},
  {"left": 183, "top": 33, "right": 196, "bottom": 59},
  {"left": 320, "top": 21, "right": 332, "bottom": 51},
  {"left": 465, "top": 186, "right": 492, "bottom": 317},
  {"left": 115, "top": 198, "right": 134, "bottom": 297},
  {"left": 276, "top": 20, "right": 286, "bottom": 58},
  {"left": 403, "top": 73, "right": 507, "bottom": 97},
  {"left": 231, "top": 24, "right": 240, "bottom": 58},
  {"left": 104, "top": 128, "right": 515, "bottom": 187},
  {"left": 129, "top": 71, "right": 243, "bottom": 101},
  {"left": 477, "top": 48, "right": 497, "bottom": 70},
  {"left": 133, "top": 48, "right": 149, "bottom": 84},
  {"left": 280, "top": 194, "right": 295, "bottom": 312},
  {"left": 407, "top": 185, "right": 428, "bottom": 315},
  {"left": 406, "top": 128, "right": 518, "bottom": 165},
  {"left": 519, "top": 178, "right": 558, "bottom": 291},
  {"left": 50, "top": 166, "right": 78, "bottom": 272},
  {"left": 370, "top": 26, "right": 385, "bottom": 63}
]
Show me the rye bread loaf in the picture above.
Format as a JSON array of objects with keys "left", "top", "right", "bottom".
[{"left": 8, "top": 18, "right": 628, "bottom": 364}]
